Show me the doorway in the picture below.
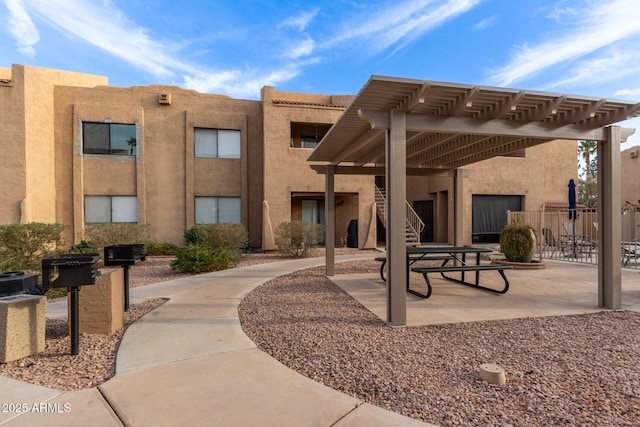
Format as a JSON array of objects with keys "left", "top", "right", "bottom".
[{"left": 413, "top": 200, "right": 434, "bottom": 242}]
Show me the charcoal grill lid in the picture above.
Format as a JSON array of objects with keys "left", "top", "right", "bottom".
[{"left": 0, "top": 271, "right": 26, "bottom": 278}]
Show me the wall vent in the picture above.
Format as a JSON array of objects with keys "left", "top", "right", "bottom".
[
  {"left": 630, "top": 150, "right": 638, "bottom": 158},
  {"left": 158, "top": 93, "right": 171, "bottom": 105}
]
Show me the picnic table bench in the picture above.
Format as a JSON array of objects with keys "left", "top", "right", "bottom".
[
  {"left": 374, "top": 254, "right": 455, "bottom": 282},
  {"left": 376, "top": 246, "right": 512, "bottom": 299},
  {"left": 410, "top": 263, "right": 511, "bottom": 299}
]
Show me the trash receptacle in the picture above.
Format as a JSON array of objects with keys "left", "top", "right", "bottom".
[{"left": 347, "top": 219, "right": 358, "bottom": 248}]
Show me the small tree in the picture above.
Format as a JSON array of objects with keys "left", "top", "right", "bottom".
[
  {"left": 274, "top": 221, "right": 324, "bottom": 257},
  {"left": 0, "top": 223, "right": 65, "bottom": 272},
  {"left": 184, "top": 223, "right": 248, "bottom": 251},
  {"left": 577, "top": 140, "right": 598, "bottom": 208},
  {"left": 83, "top": 223, "right": 150, "bottom": 250}
]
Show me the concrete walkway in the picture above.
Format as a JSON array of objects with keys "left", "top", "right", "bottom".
[{"left": 0, "top": 254, "right": 431, "bottom": 427}]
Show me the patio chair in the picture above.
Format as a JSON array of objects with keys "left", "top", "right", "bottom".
[
  {"left": 542, "top": 227, "right": 569, "bottom": 257},
  {"left": 562, "top": 222, "right": 596, "bottom": 257},
  {"left": 622, "top": 242, "right": 640, "bottom": 266},
  {"left": 594, "top": 222, "right": 639, "bottom": 266}
]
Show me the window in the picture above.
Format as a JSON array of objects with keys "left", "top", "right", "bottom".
[
  {"left": 85, "top": 196, "right": 137, "bottom": 224},
  {"left": 301, "top": 136, "right": 320, "bottom": 149},
  {"left": 195, "top": 197, "right": 241, "bottom": 224},
  {"left": 194, "top": 128, "right": 241, "bottom": 158},
  {"left": 83, "top": 122, "right": 137, "bottom": 155},
  {"left": 290, "top": 122, "right": 331, "bottom": 148}
]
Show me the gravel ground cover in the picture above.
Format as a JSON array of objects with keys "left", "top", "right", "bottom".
[
  {"left": 5, "top": 250, "right": 638, "bottom": 426},
  {"left": 239, "top": 260, "right": 640, "bottom": 427},
  {"left": 0, "top": 298, "right": 165, "bottom": 391}
]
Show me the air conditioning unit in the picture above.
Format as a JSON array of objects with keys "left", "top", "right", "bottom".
[
  {"left": 158, "top": 93, "right": 171, "bottom": 105},
  {"left": 630, "top": 150, "right": 638, "bottom": 158}
]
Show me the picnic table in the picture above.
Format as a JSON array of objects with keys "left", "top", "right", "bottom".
[
  {"left": 376, "top": 246, "right": 511, "bottom": 299},
  {"left": 622, "top": 242, "right": 640, "bottom": 266}
]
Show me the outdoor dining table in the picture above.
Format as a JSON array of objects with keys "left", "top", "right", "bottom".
[{"left": 376, "top": 246, "right": 511, "bottom": 299}]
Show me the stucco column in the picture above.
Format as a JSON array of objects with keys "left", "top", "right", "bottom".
[
  {"left": 453, "top": 169, "right": 464, "bottom": 247},
  {"left": 325, "top": 165, "right": 335, "bottom": 276},
  {"left": 597, "top": 126, "right": 622, "bottom": 309},
  {"left": 386, "top": 109, "right": 407, "bottom": 326}
]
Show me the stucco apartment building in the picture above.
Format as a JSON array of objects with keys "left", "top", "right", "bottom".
[
  {"left": 621, "top": 146, "right": 640, "bottom": 208},
  {"left": 1, "top": 64, "right": 578, "bottom": 250}
]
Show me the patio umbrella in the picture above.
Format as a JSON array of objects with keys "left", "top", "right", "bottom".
[{"left": 568, "top": 179, "right": 577, "bottom": 257}]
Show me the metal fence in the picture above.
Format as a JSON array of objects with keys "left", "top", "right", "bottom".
[{"left": 506, "top": 207, "right": 640, "bottom": 269}]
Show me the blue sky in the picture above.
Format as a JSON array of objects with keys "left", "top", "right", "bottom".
[{"left": 2, "top": 0, "right": 640, "bottom": 147}]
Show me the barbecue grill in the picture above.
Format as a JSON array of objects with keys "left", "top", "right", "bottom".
[
  {"left": 104, "top": 244, "right": 145, "bottom": 311},
  {"left": 41, "top": 253, "right": 100, "bottom": 355},
  {"left": 0, "top": 271, "right": 38, "bottom": 297}
]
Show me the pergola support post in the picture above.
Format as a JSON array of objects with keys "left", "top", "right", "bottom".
[
  {"left": 453, "top": 169, "right": 464, "bottom": 247},
  {"left": 597, "top": 126, "right": 622, "bottom": 309},
  {"left": 386, "top": 109, "right": 407, "bottom": 326},
  {"left": 325, "top": 165, "right": 335, "bottom": 276}
]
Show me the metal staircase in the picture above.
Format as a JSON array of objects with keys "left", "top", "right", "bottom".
[{"left": 374, "top": 186, "right": 424, "bottom": 245}]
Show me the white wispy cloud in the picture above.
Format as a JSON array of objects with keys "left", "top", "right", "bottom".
[
  {"left": 544, "top": 43, "right": 640, "bottom": 90},
  {"left": 4, "top": 0, "right": 39, "bottom": 57},
  {"left": 473, "top": 15, "right": 498, "bottom": 31},
  {"left": 280, "top": 9, "right": 319, "bottom": 31},
  {"left": 4, "top": 0, "right": 300, "bottom": 98},
  {"left": 616, "top": 88, "right": 640, "bottom": 98},
  {"left": 283, "top": 36, "right": 315, "bottom": 59},
  {"left": 323, "top": 0, "right": 482, "bottom": 55},
  {"left": 488, "top": 0, "right": 640, "bottom": 87},
  {"left": 3, "top": 0, "right": 482, "bottom": 98},
  {"left": 183, "top": 67, "right": 300, "bottom": 99},
  {"left": 9, "top": 0, "right": 187, "bottom": 77}
]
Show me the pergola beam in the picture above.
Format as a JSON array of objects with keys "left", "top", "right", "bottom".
[
  {"left": 309, "top": 164, "right": 451, "bottom": 176},
  {"left": 358, "top": 109, "right": 608, "bottom": 142}
]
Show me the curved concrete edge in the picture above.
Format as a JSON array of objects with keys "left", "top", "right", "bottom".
[
  {"left": 336, "top": 402, "right": 438, "bottom": 426},
  {"left": 115, "top": 254, "right": 379, "bottom": 372},
  {"left": 101, "top": 348, "right": 429, "bottom": 427}
]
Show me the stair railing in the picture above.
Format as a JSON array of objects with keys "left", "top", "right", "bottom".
[{"left": 375, "top": 186, "right": 424, "bottom": 243}]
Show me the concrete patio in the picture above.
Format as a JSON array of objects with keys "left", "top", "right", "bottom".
[{"left": 332, "top": 259, "right": 640, "bottom": 326}]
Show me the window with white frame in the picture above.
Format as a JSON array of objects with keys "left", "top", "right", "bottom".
[
  {"left": 194, "top": 128, "right": 241, "bottom": 159},
  {"left": 83, "top": 122, "right": 137, "bottom": 155},
  {"left": 85, "top": 196, "right": 138, "bottom": 224},
  {"left": 195, "top": 197, "right": 241, "bottom": 224}
]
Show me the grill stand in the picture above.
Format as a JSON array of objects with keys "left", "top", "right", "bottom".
[
  {"left": 69, "top": 287, "right": 80, "bottom": 355},
  {"left": 123, "top": 265, "right": 131, "bottom": 312}
]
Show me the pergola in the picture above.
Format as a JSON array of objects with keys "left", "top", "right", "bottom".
[{"left": 308, "top": 75, "right": 640, "bottom": 327}]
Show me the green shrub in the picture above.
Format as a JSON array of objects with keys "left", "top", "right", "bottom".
[
  {"left": 499, "top": 219, "right": 537, "bottom": 262},
  {"left": 209, "top": 246, "right": 240, "bottom": 270},
  {"left": 70, "top": 240, "right": 99, "bottom": 254},
  {"left": 0, "top": 223, "right": 65, "bottom": 273},
  {"left": 184, "top": 227, "right": 203, "bottom": 245},
  {"left": 184, "top": 223, "right": 248, "bottom": 251},
  {"left": 144, "top": 241, "right": 179, "bottom": 256},
  {"left": 170, "top": 244, "right": 239, "bottom": 273},
  {"left": 84, "top": 223, "right": 150, "bottom": 250},
  {"left": 274, "top": 221, "right": 324, "bottom": 257}
]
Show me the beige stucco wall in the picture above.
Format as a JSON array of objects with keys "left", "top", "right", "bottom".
[
  {"left": 0, "top": 67, "right": 26, "bottom": 223},
  {"left": 261, "top": 86, "right": 376, "bottom": 249},
  {"left": 621, "top": 146, "right": 640, "bottom": 207},
  {"left": 0, "top": 65, "right": 108, "bottom": 224},
  {"left": 54, "top": 84, "right": 263, "bottom": 246},
  {"left": 406, "top": 139, "right": 578, "bottom": 245}
]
